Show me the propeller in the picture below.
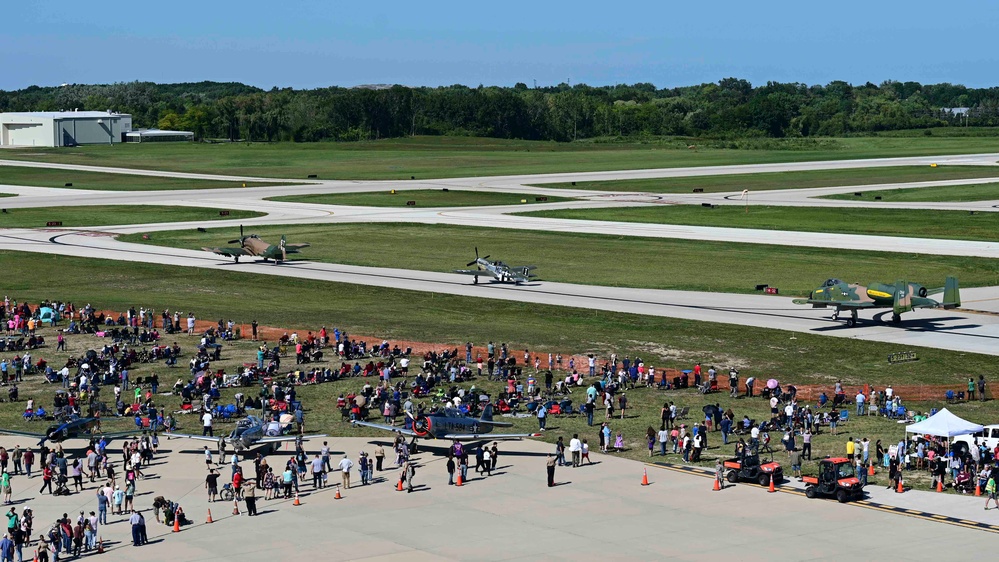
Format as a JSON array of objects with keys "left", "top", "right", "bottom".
[
  {"left": 227, "top": 224, "right": 245, "bottom": 245},
  {"left": 466, "top": 247, "right": 489, "bottom": 266}
]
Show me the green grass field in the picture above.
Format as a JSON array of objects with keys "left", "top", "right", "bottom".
[
  {"left": 0, "top": 165, "right": 281, "bottom": 191},
  {"left": 119, "top": 223, "right": 999, "bottom": 295},
  {"left": 268, "top": 190, "right": 574, "bottom": 207},
  {"left": 3, "top": 135, "right": 999, "bottom": 180},
  {"left": 1, "top": 249, "right": 992, "bottom": 386},
  {"left": 824, "top": 182, "right": 999, "bottom": 203},
  {"left": 0, "top": 250, "right": 994, "bottom": 487},
  {"left": 530, "top": 165, "right": 999, "bottom": 193},
  {"left": 0, "top": 206, "right": 262, "bottom": 228},
  {"left": 520, "top": 205, "right": 999, "bottom": 242}
]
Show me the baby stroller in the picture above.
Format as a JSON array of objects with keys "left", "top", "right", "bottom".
[{"left": 53, "top": 473, "right": 72, "bottom": 496}]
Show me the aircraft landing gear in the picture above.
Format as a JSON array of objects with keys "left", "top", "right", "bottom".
[
  {"left": 891, "top": 313, "right": 901, "bottom": 324},
  {"left": 408, "top": 438, "right": 419, "bottom": 455},
  {"left": 842, "top": 309, "right": 857, "bottom": 327},
  {"left": 234, "top": 256, "right": 239, "bottom": 263},
  {"left": 473, "top": 275, "right": 478, "bottom": 285}
]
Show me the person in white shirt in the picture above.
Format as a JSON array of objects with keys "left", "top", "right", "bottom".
[
  {"left": 201, "top": 412, "right": 213, "bottom": 436},
  {"left": 338, "top": 456, "right": 353, "bottom": 489},
  {"left": 568, "top": 435, "right": 582, "bottom": 467}
]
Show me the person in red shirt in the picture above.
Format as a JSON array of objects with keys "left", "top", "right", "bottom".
[
  {"left": 39, "top": 465, "right": 53, "bottom": 494},
  {"left": 232, "top": 468, "right": 243, "bottom": 500}
]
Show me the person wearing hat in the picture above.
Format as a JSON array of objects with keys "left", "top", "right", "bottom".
[{"left": 337, "top": 455, "right": 353, "bottom": 489}]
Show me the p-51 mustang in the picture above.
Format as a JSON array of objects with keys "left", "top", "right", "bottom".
[
  {"left": 166, "top": 415, "right": 326, "bottom": 453},
  {"left": 352, "top": 405, "right": 539, "bottom": 448},
  {"left": 203, "top": 225, "right": 310, "bottom": 265},
  {"left": 0, "top": 415, "right": 139, "bottom": 447},
  {"left": 454, "top": 248, "right": 537, "bottom": 284},
  {"left": 793, "top": 276, "right": 961, "bottom": 327}
]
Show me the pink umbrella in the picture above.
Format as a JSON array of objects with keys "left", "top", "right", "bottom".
[{"left": 767, "top": 378, "right": 779, "bottom": 389}]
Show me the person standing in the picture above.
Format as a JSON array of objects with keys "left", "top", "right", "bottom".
[
  {"left": 658, "top": 426, "right": 669, "bottom": 456},
  {"left": 490, "top": 443, "right": 499, "bottom": 472},
  {"left": 801, "top": 429, "right": 812, "bottom": 461},
  {"left": 968, "top": 377, "right": 976, "bottom": 401},
  {"left": 201, "top": 411, "right": 213, "bottom": 437},
  {"left": 129, "top": 510, "right": 142, "bottom": 547},
  {"left": 546, "top": 454, "right": 556, "bottom": 487},
  {"left": 359, "top": 452, "right": 370, "bottom": 486},
  {"left": 310, "top": 455, "right": 324, "bottom": 489},
  {"left": 446, "top": 456, "right": 456, "bottom": 486},
  {"left": 715, "top": 459, "right": 724, "bottom": 491},
  {"left": 985, "top": 475, "right": 998, "bottom": 510},
  {"left": 374, "top": 445, "right": 385, "bottom": 472},
  {"left": 243, "top": 482, "right": 257, "bottom": 516},
  {"left": 979, "top": 375, "right": 987, "bottom": 402},
  {"left": 21, "top": 449, "right": 32, "bottom": 479},
  {"left": 569, "top": 434, "right": 581, "bottom": 467},
  {"left": 338, "top": 456, "right": 353, "bottom": 489},
  {"left": 536, "top": 403, "right": 547, "bottom": 431},
  {"left": 403, "top": 461, "right": 415, "bottom": 493},
  {"left": 555, "top": 437, "right": 566, "bottom": 466}
]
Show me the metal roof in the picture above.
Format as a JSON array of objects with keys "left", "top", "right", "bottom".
[{"left": 0, "top": 111, "right": 130, "bottom": 119}]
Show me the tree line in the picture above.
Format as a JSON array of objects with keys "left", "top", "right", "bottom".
[{"left": 2, "top": 79, "right": 998, "bottom": 142}]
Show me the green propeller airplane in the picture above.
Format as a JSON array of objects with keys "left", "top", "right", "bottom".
[
  {"left": 203, "top": 225, "right": 310, "bottom": 265},
  {"left": 793, "top": 276, "right": 961, "bottom": 327}
]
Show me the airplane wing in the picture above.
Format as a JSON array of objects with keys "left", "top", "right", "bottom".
[
  {"left": 254, "top": 434, "right": 327, "bottom": 445},
  {"left": 453, "top": 269, "right": 488, "bottom": 276},
  {"left": 0, "top": 429, "right": 46, "bottom": 439},
  {"left": 163, "top": 432, "right": 222, "bottom": 443},
  {"left": 442, "top": 432, "right": 542, "bottom": 441},
  {"left": 792, "top": 299, "right": 876, "bottom": 309},
  {"left": 284, "top": 243, "right": 310, "bottom": 250},
  {"left": 351, "top": 420, "right": 419, "bottom": 437},
  {"left": 202, "top": 247, "right": 252, "bottom": 257}
]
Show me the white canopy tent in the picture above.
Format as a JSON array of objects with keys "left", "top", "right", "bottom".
[{"left": 904, "top": 408, "right": 982, "bottom": 438}]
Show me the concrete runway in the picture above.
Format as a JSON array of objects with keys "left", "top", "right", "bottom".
[
  {"left": 0, "top": 435, "right": 990, "bottom": 562},
  {"left": 2, "top": 153, "right": 999, "bottom": 356}
]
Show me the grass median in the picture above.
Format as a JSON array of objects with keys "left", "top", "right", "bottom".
[
  {"left": 0, "top": 165, "right": 283, "bottom": 191},
  {"left": 824, "top": 182, "right": 999, "bottom": 203},
  {"left": 268, "top": 190, "right": 575, "bottom": 207},
  {"left": 119, "top": 223, "right": 999, "bottom": 295},
  {"left": 519, "top": 205, "right": 999, "bottom": 242},
  {"left": 0, "top": 206, "right": 262, "bottom": 228}
]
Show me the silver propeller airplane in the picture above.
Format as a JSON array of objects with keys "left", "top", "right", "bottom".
[
  {"left": 454, "top": 248, "right": 538, "bottom": 285},
  {"left": 166, "top": 415, "right": 326, "bottom": 453}
]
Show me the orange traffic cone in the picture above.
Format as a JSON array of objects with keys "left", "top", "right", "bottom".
[
  {"left": 868, "top": 464, "right": 875, "bottom": 476},
  {"left": 172, "top": 513, "right": 181, "bottom": 533},
  {"left": 768, "top": 477, "right": 776, "bottom": 493},
  {"left": 456, "top": 472, "right": 463, "bottom": 487},
  {"left": 232, "top": 499, "right": 241, "bottom": 515},
  {"left": 641, "top": 468, "right": 650, "bottom": 486},
  {"left": 206, "top": 509, "right": 214, "bottom": 524},
  {"left": 976, "top": 483, "right": 982, "bottom": 497},
  {"left": 937, "top": 479, "right": 944, "bottom": 493},
  {"left": 293, "top": 492, "right": 301, "bottom": 506},
  {"left": 97, "top": 537, "right": 104, "bottom": 553},
  {"left": 897, "top": 478, "right": 904, "bottom": 493},
  {"left": 334, "top": 486, "right": 342, "bottom": 500},
  {"left": 32, "top": 549, "right": 38, "bottom": 562},
  {"left": 713, "top": 477, "right": 721, "bottom": 491},
  {"left": 397, "top": 479, "right": 404, "bottom": 491}
]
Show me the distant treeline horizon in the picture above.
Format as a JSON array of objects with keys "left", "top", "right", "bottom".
[{"left": 2, "top": 79, "right": 998, "bottom": 142}]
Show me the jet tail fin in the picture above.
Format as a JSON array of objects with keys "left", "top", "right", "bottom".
[
  {"left": 479, "top": 404, "right": 494, "bottom": 422},
  {"left": 942, "top": 276, "right": 961, "bottom": 309},
  {"left": 893, "top": 280, "right": 913, "bottom": 316}
]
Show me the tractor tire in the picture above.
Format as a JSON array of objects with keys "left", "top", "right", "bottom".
[
  {"left": 836, "top": 489, "right": 848, "bottom": 503},
  {"left": 758, "top": 473, "right": 770, "bottom": 487},
  {"left": 726, "top": 471, "right": 739, "bottom": 484},
  {"left": 805, "top": 486, "right": 817, "bottom": 499}
]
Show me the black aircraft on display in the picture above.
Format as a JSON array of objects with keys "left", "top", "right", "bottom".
[
  {"left": 165, "top": 415, "right": 326, "bottom": 453},
  {"left": 454, "top": 248, "right": 537, "bottom": 284},
  {"left": 352, "top": 404, "right": 540, "bottom": 449},
  {"left": 0, "top": 415, "right": 139, "bottom": 446}
]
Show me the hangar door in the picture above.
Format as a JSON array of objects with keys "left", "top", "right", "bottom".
[{"left": 4, "top": 124, "right": 45, "bottom": 146}]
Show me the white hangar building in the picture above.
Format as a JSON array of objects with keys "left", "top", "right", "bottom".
[{"left": 0, "top": 111, "right": 132, "bottom": 147}]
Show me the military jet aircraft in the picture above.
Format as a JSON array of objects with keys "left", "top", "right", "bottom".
[
  {"left": 454, "top": 248, "right": 537, "bottom": 284},
  {"left": 0, "top": 415, "right": 139, "bottom": 446},
  {"left": 351, "top": 404, "right": 540, "bottom": 450},
  {"left": 203, "top": 225, "right": 310, "bottom": 265},
  {"left": 165, "top": 415, "right": 326, "bottom": 453},
  {"left": 793, "top": 276, "right": 961, "bottom": 327}
]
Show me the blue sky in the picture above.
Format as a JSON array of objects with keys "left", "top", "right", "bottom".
[{"left": 3, "top": 1, "right": 996, "bottom": 90}]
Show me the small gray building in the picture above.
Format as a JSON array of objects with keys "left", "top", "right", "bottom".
[{"left": 0, "top": 111, "right": 132, "bottom": 147}]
